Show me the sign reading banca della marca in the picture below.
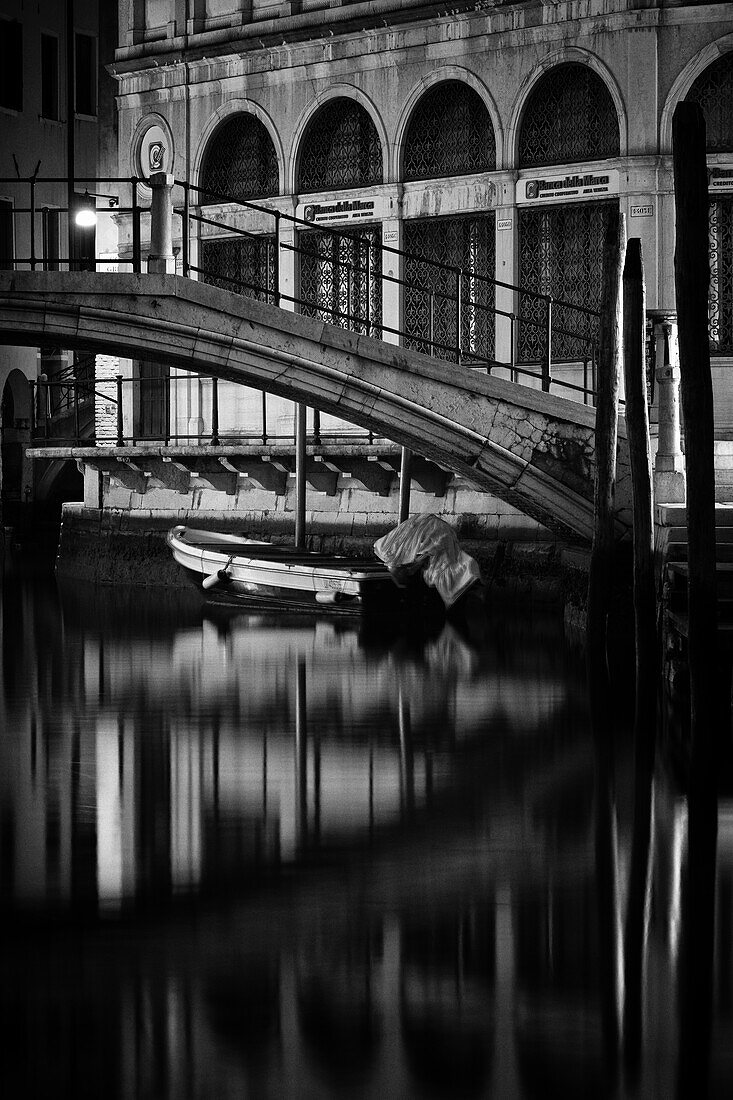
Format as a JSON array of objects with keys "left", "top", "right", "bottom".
[
  {"left": 709, "top": 166, "right": 733, "bottom": 193},
  {"left": 296, "top": 197, "right": 388, "bottom": 225},
  {"left": 516, "top": 169, "right": 620, "bottom": 205}
]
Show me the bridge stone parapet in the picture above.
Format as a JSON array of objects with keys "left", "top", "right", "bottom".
[{"left": 2, "top": 270, "right": 632, "bottom": 541}]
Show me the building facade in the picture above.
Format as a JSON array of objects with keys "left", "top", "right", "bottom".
[
  {"left": 0, "top": 0, "right": 117, "bottom": 523},
  {"left": 10, "top": 1, "right": 733, "bottom": 548},
  {"left": 111, "top": 0, "right": 733, "bottom": 427}
]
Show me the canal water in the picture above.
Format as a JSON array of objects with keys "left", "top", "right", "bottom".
[{"left": 0, "top": 554, "right": 728, "bottom": 1098}]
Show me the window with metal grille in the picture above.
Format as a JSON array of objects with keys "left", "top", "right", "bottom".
[
  {"left": 299, "top": 227, "right": 382, "bottom": 337},
  {"left": 403, "top": 82, "right": 496, "bottom": 181},
  {"left": 518, "top": 64, "right": 620, "bottom": 169},
  {"left": 687, "top": 53, "right": 733, "bottom": 152},
  {"left": 200, "top": 114, "right": 279, "bottom": 203},
  {"left": 200, "top": 235, "right": 276, "bottom": 303},
  {"left": 517, "top": 202, "right": 614, "bottom": 363},
  {"left": 297, "top": 100, "right": 383, "bottom": 193},
  {"left": 403, "top": 215, "right": 496, "bottom": 363},
  {"left": 709, "top": 196, "right": 733, "bottom": 355}
]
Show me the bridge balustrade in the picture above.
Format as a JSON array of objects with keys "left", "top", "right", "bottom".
[{"left": 1, "top": 173, "right": 603, "bottom": 449}]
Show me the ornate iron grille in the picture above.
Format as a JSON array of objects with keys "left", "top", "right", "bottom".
[
  {"left": 200, "top": 114, "right": 279, "bottom": 202},
  {"left": 403, "top": 81, "right": 496, "bottom": 181},
  {"left": 299, "top": 227, "right": 382, "bottom": 337},
  {"left": 688, "top": 54, "right": 733, "bottom": 152},
  {"left": 709, "top": 197, "right": 733, "bottom": 354},
  {"left": 200, "top": 235, "right": 275, "bottom": 303},
  {"left": 517, "top": 202, "right": 614, "bottom": 362},
  {"left": 403, "top": 215, "right": 495, "bottom": 363},
  {"left": 297, "top": 100, "right": 383, "bottom": 193},
  {"left": 518, "top": 63, "right": 620, "bottom": 169}
]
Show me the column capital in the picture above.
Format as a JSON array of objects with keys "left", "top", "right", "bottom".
[{"left": 148, "top": 171, "right": 176, "bottom": 190}]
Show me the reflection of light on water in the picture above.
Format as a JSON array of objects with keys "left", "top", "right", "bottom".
[
  {"left": 171, "top": 727, "right": 202, "bottom": 891},
  {"left": 669, "top": 799, "right": 688, "bottom": 967},
  {"left": 96, "top": 719, "right": 124, "bottom": 910}
]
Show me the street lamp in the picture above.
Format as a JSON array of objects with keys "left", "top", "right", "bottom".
[
  {"left": 74, "top": 192, "right": 96, "bottom": 227},
  {"left": 73, "top": 190, "right": 119, "bottom": 227}
]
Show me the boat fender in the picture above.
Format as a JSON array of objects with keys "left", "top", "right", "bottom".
[
  {"left": 315, "top": 590, "right": 343, "bottom": 604},
  {"left": 202, "top": 568, "right": 232, "bottom": 590}
]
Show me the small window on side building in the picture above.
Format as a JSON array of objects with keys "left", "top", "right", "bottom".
[
  {"left": 74, "top": 32, "right": 96, "bottom": 117},
  {"left": 0, "top": 200, "right": 15, "bottom": 271},
  {"left": 43, "top": 208, "right": 60, "bottom": 271},
  {"left": 0, "top": 20, "right": 23, "bottom": 113},
  {"left": 41, "top": 34, "right": 59, "bottom": 120}
]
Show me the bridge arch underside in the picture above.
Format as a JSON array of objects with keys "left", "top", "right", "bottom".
[{"left": 0, "top": 272, "right": 631, "bottom": 542}]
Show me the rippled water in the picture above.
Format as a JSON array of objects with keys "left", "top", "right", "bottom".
[{"left": 0, "top": 553, "right": 729, "bottom": 1097}]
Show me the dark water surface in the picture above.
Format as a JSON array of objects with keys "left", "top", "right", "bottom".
[{"left": 0, "top": 556, "right": 729, "bottom": 1097}]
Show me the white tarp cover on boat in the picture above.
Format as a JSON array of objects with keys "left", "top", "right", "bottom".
[{"left": 373, "top": 515, "right": 482, "bottom": 609}]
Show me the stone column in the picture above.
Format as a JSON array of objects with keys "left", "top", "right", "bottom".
[
  {"left": 147, "top": 172, "right": 176, "bottom": 274},
  {"left": 382, "top": 206, "right": 408, "bottom": 515},
  {"left": 278, "top": 217, "right": 298, "bottom": 315},
  {"left": 652, "top": 313, "right": 686, "bottom": 504},
  {"left": 381, "top": 213, "right": 402, "bottom": 348},
  {"left": 493, "top": 173, "right": 518, "bottom": 374}
]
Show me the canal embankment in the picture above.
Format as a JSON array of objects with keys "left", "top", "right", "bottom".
[{"left": 52, "top": 501, "right": 592, "bottom": 609}]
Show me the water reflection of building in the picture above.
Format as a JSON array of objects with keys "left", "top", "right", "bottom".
[{"left": 0, "top": 575, "right": 575, "bottom": 914}]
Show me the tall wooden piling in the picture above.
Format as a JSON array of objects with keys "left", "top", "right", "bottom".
[
  {"left": 672, "top": 98, "right": 718, "bottom": 1098},
  {"left": 622, "top": 239, "right": 656, "bottom": 740},
  {"left": 673, "top": 102, "right": 719, "bottom": 790},
  {"left": 621, "top": 238, "right": 657, "bottom": 1083},
  {"left": 587, "top": 209, "right": 626, "bottom": 718},
  {"left": 587, "top": 208, "right": 626, "bottom": 1082}
]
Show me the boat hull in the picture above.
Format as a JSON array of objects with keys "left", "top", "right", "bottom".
[{"left": 166, "top": 526, "right": 436, "bottom": 617}]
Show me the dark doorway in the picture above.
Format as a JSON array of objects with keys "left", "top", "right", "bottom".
[
  {"left": 134, "top": 360, "right": 170, "bottom": 442},
  {"left": 1, "top": 380, "right": 22, "bottom": 508}
]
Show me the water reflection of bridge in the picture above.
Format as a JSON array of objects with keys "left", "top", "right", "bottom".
[
  {"left": 1, "top": 577, "right": 575, "bottom": 906},
  {"left": 4, "top": 572, "right": 733, "bottom": 1095}
]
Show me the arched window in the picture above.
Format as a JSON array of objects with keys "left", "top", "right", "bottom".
[
  {"left": 403, "top": 82, "right": 496, "bottom": 181},
  {"left": 298, "top": 99, "right": 383, "bottom": 192},
  {"left": 687, "top": 53, "right": 733, "bottom": 354},
  {"left": 518, "top": 63, "right": 620, "bottom": 169},
  {"left": 687, "top": 52, "right": 733, "bottom": 152},
  {"left": 200, "top": 114, "right": 279, "bottom": 202}
]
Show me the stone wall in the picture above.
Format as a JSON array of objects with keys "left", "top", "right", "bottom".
[{"left": 57, "top": 499, "right": 579, "bottom": 604}]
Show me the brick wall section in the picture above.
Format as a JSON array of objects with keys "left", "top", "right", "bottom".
[{"left": 95, "top": 354, "right": 120, "bottom": 445}]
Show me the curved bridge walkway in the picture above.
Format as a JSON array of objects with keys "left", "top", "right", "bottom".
[{"left": 0, "top": 269, "right": 631, "bottom": 541}]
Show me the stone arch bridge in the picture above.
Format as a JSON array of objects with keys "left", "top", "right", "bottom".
[{"left": 0, "top": 270, "right": 632, "bottom": 542}]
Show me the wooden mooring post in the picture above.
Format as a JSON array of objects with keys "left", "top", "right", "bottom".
[
  {"left": 672, "top": 98, "right": 718, "bottom": 1098},
  {"left": 587, "top": 209, "right": 626, "bottom": 721},
  {"left": 673, "top": 101, "right": 719, "bottom": 792},
  {"left": 621, "top": 238, "right": 657, "bottom": 1084},
  {"left": 587, "top": 208, "right": 625, "bottom": 1082}
]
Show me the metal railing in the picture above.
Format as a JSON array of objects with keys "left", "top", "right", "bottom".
[
  {"left": 28, "top": 373, "right": 383, "bottom": 448},
  {"left": 1, "top": 174, "right": 603, "bottom": 452}
]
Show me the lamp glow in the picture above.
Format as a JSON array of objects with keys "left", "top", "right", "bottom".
[{"left": 75, "top": 206, "right": 97, "bottom": 227}]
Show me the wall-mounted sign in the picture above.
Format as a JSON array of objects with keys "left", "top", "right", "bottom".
[
  {"left": 297, "top": 196, "right": 387, "bottom": 226},
  {"left": 709, "top": 166, "right": 733, "bottom": 193},
  {"left": 137, "top": 122, "right": 173, "bottom": 180},
  {"left": 497, "top": 219, "right": 512, "bottom": 231},
  {"left": 516, "top": 169, "right": 619, "bottom": 205},
  {"left": 630, "top": 204, "right": 654, "bottom": 218}
]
